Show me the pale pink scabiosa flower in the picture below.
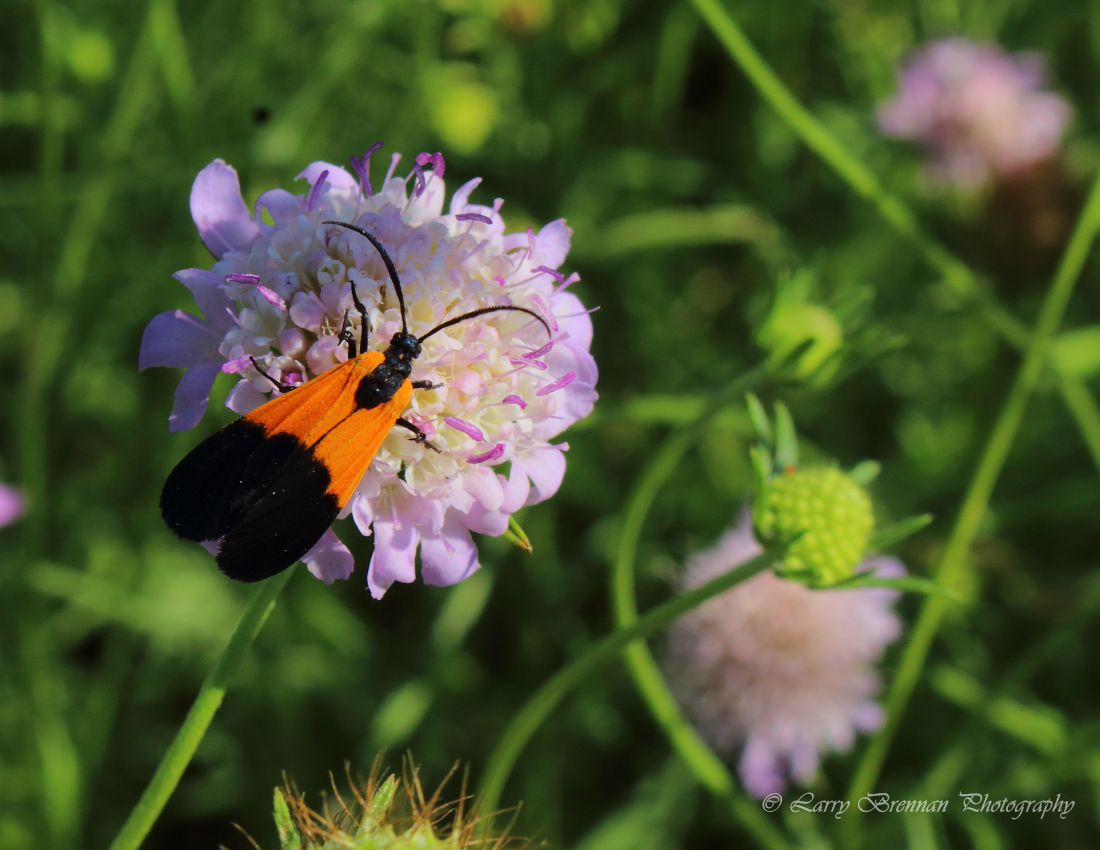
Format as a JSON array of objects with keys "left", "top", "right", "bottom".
[
  {"left": 140, "top": 145, "right": 596, "bottom": 596},
  {"left": 877, "top": 38, "right": 1071, "bottom": 189},
  {"left": 667, "top": 511, "right": 904, "bottom": 798},
  {"left": 0, "top": 484, "right": 25, "bottom": 527}
]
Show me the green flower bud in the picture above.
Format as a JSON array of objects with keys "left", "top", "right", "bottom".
[
  {"left": 758, "top": 299, "right": 843, "bottom": 383},
  {"left": 755, "top": 466, "right": 873, "bottom": 587}
]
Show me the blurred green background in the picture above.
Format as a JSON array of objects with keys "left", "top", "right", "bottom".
[{"left": 4, "top": 0, "right": 1100, "bottom": 847}]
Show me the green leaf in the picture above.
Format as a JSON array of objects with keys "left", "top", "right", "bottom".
[
  {"left": 749, "top": 445, "right": 772, "bottom": 499},
  {"left": 824, "top": 574, "right": 962, "bottom": 601},
  {"left": 273, "top": 788, "right": 302, "bottom": 850},
  {"left": 849, "top": 460, "right": 881, "bottom": 486},
  {"left": 362, "top": 775, "right": 399, "bottom": 833},
  {"left": 867, "top": 514, "right": 933, "bottom": 551},
  {"left": 502, "top": 515, "right": 533, "bottom": 551},
  {"left": 745, "top": 393, "right": 771, "bottom": 445},
  {"left": 773, "top": 401, "right": 798, "bottom": 469},
  {"left": 1053, "top": 325, "right": 1100, "bottom": 377}
]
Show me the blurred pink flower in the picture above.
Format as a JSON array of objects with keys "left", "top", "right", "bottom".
[
  {"left": 0, "top": 484, "right": 25, "bottom": 527},
  {"left": 877, "top": 38, "right": 1071, "bottom": 188},
  {"left": 140, "top": 147, "right": 597, "bottom": 596},
  {"left": 667, "top": 512, "right": 904, "bottom": 798}
]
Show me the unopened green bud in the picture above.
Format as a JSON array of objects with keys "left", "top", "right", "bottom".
[{"left": 755, "top": 466, "right": 873, "bottom": 586}]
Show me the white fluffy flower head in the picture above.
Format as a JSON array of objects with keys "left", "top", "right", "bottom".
[{"left": 668, "top": 512, "right": 903, "bottom": 797}]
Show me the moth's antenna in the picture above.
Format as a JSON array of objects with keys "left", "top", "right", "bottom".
[
  {"left": 418, "top": 305, "right": 552, "bottom": 343},
  {"left": 323, "top": 221, "right": 407, "bottom": 335}
]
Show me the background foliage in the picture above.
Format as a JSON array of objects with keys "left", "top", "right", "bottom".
[{"left": 3, "top": 0, "right": 1100, "bottom": 848}]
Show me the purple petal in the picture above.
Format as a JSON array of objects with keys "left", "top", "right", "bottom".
[
  {"left": 190, "top": 160, "right": 260, "bottom": 259},
  {"left": 550, "top": 291, "right": 593, "bottom": 350},
  {"left": 0, "top": 484, "right": 26, "bottom": 528},
  {"left": 501, "top": 460, "right": 531, "bottom": 513},
  {"left": 463, "top": 466, "right": 505, "bottom": 511},
  {"left": 531, "top": 219, "right": 572, "bottom": 270},
  {"left": 168, "top": 363, "right": 222, "bottom": 432},
  {"left": 296, "top": 161, "right": 360, "bottom": 198},
  {"left": 738, "top": 736, "right": 787, "bottom": 798},
  {"left": 367, "top": 514, "right": 420, "bottom": 599},
  {"left": 419, "top": 511, "right": 480, "bottom": 587},
  {"left": 175, "top": 269, "right": 237, "bottom": 329},
  {"left": 448, "top": 177, "right": 483, "bottom": 215},
  {"left": 520, "top": 447, "right": 567, "bottom": 505},
  {"left": 461, "top": 501, "right": 510, "bottom": 536},
  {"left": 139, "top": 310, "right": 222, "bottom": 370},
  {"left": 254, "top": 188, "right": 301, "bottom": 227},
  {"left": 225, "top": 379, "right": 268, "bottom": 415},
  {"left": 303, "top": 528, "right": 355, "bottom": 584}
]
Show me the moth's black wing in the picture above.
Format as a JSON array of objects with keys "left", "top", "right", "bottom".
[
  {"left": 161, "top": 419, "right": 276, "bottom": 542},
  {"left": 160, "top": 419, "right": 338, "bottom": 581},
  {"left": 213, "top": 452, "right": 340, "bottom": 582}
]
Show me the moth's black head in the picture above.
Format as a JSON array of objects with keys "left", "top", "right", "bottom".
[{"left": 388, "top": 331, "right": 422, "bottom": 362}]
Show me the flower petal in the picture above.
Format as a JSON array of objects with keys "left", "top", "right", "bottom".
[
  {"left": 255, "top": 188, "right": 303, "bottom": 227},
  {"left": 738, "top": 736, "right": 786, "bottom": 799},
  {"left": 173, "top": 269, "right": 237, "bottom": 330},
  {"left": 366, "top": 513, "right": 420, "bottom": 599},
  {"left": 225, "top": 378, "right": 269, "bottom": 416},
  {"left": 296, "top": 162, "right": 360, "bottom": 199},
  {"left": 0, "top": 484, "right": 26, "bottom": 528},
  {"left": 419, "top": 511, "right": 480, "bottom": 587},
  {"left": 168, "top": 362, "right": 222, "bottom": 432},
  {"left": 139, "top": 310, "right": 222, "bottom": 370},
  {"left": 190, "top": 160, "right": 260, "bottom": 258},
  {"left": 303, "top": 528, "right": 355, "bottom": 584},
  {"left": 519, "top": 448, "right": 567, "bottom": 506},
  {"left": 532, "top": 219, "right": 572, "bottom": 270}
]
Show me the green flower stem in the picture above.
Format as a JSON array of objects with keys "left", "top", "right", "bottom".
[
  {"left": 845, "top": 166, "right": 1100, "bottom": 824},
  {"left": 477, "top": 553, "right": 771, "bottom": 822},
  {"left": 611, "top": 428, "right": 791, "bottom": 848},
  {"left": 107, "top": 567, "right": 295, "bottom": 850}
]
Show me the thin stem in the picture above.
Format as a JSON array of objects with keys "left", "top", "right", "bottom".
[
  {"left": 846, "top": 164, "right": 1100, "bottom": 820},
  {"left": 107, "top": 568, "right": 295, "bottom": 850},
  {"left": 610, "top": 377, "right": 791, "bottom": 849},
  {"left": 477, "top": 553, "right": 771, "bottom": 821},
  {"left": 1054, "top": 367, "right": 1100, "bottom": 472}
]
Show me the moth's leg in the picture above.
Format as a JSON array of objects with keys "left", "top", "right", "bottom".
[
  {"left": 249, "top": 356, "right": 294, "bottom": 393},
  {"left": 395, "top": 417, "right": 441, "bottom": 452}
]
